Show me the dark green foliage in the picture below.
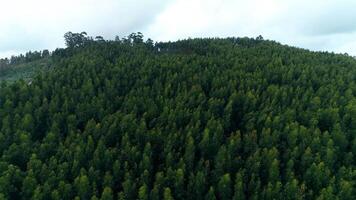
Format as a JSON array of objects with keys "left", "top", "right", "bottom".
[
  {"left": 64, "top": 32, "right": 91, "bottom": 48},
  {"left": 0, "top": 32, "right": 355, "bottom": 199},
  {"left": 0, "top": 58, "right": 51, "bottom": 82}
]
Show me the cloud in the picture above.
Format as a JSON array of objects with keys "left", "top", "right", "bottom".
[
  {"left": 145, "top": 0, "right": 356, "bottom": 55},
  {"left": 145, "top": 0, "right": 285, "bottom": 40},
  {"left": 1, "top": 0, "right": 356, "bottom": 58},
  {"left": 0, "top": 0, "right": 172, "bottom": 58},
  {"left": 285, "top": 1, "right": 356, "bottom": 36}
]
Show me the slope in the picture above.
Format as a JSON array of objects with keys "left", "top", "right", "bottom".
[
  {"left": 0, "top": 35, "right": 355, "bottom": 199},
  {"left": 0, "top": 58, "right": 51, "bottom": 82}
]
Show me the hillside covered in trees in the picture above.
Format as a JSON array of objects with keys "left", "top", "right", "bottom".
[
  {"left": 0, "top": 47, "right": 53, "bottom": 82},
  {"left": 0, "top": 32, "right": 355, "bottom": 199}
]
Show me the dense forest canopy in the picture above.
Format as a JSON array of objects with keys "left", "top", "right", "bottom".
[{"left": 0, "top": 32, "right": 355, "bottom": 199}]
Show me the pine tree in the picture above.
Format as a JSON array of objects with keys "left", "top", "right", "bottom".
[
  {"left": 218, "top": 174, "right": 232, "bottom": 200},
  {"left": 205, "top": 187, "right": 217, "bottom": 200},
  {"left": 100, "top": 187, "right": 113, "bottom": 200},
  {"left": 138, "top": 184, "right": 149, "bottom": 200},
  {"left": 233, "top": 172, "right": 245, "bottom": 200},
  {"left": 163, "top": 188, "right": 174, "bottom": 200}
]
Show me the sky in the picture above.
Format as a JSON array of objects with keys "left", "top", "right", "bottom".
[{"left": 1, "top": 0, "right": 356, "bottom": 58}]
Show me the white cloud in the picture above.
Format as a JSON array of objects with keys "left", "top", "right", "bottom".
[
  {"left": 0, "top": 0, "right": 172, "bottom": 58},
  {"left": 145, "top": 0, "right": 286, "bottom": 40},
  {"left": 145, "top": 0, "right": 356, "bottom": 55},
  {"left": 1, "top": 0, "right": 356, "bottom": 58}
]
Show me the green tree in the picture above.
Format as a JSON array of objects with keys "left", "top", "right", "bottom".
[
  {"left": 75, "top": 174, "right": 90, "bottom": 200},
  {"left": 138, "top": 184, "right": 149, "bottom": 200},
  {"left": 233, "top": 172, "right": 245, "bottom": 200},
  {"left": 21, "top": 170, "right": 37, "bottom": 199},
  {"left": 100, "top": 187, "right": 113, "bottom": 200},
  {"left": 205, "top": 187, "right": 216, "bottom": 200},
  {"left": 218, "top": 174, "right": 232, "bottom": 200},
  {"left": 163, "top": 188, "right": 174, "bottom": 200}
]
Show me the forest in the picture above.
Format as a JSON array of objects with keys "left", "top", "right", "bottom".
[{"left": 0, "top": 32, "right": 355, "bottom": 199}]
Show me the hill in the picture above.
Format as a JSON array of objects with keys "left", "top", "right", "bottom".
[
  {"left": 0, "top": 50, "right": 52, "bottom": 82},
  {"left": 0, "top": 58, "right": 51, "bottom": 82},
  {"left": 0, "top": 33, "right": 355, "bottom": 199}
]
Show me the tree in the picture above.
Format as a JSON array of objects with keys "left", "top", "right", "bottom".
[
  {"left": 317, "top": 186, "right": 336, "bottom": 200},
  {"left": 284, "top": 179, "right": 301, "bottom": 200},
  {"left": 205, "top": 187, "right": 216, "bottom": 200},
  {"left": 21, "top": 170, "right": 37, "bottom": 199},
  {"left": 174, "top": 169, "right": 185, "bottom": 199},
  {"left": 338, "top": 180, "right": 353, "bottom": 200},
  {"left": 100, "top": 187, "right": 113, "bottom": 200},
  {"left": 42, "top": 49, "right": 50, "bottom": 57},
  {"left": 269, "top": 159, "right": 280, "bottom": 184},
  {"left": 233, "top": 172, "right": 245, "bottom": 200},
  {"left": 184, "top": 134, "right": 195, "bottom": 172},
  {"left": 256, "top": 35, "right": 264, "bottom": 41},
  {"left": 51, "top": 190, "right": 61, "bottom": 200},
  {"left": 122, "top": 173, "right": 136, "bottom": 200},
  {"left": 163, "top": 188, "right": 174, "bottom": 200},
  {"left": 218, "top": 174, "right": 232, "bottom": 200},
  {"left": 64, "top": 31, "right": 91, "bottom": 48},
  {"left": 128, "top": 32, "right": 144, "bottom": 44},
  {"left": 138, "top": 184, "right": 149, "bottom": 200},
  {"left": 75, "top": 174, "right": 91, "bottom": 200},
  {"left": 95, "top": 36, "right": 105, "bottom": 42}
]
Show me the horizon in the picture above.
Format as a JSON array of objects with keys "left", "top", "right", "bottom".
[
  {"left": 1, "top": 0, "right": 356, "bottom": 58},
  {"left": 1, "top": 33, "right": 355, "bottom": 60}
]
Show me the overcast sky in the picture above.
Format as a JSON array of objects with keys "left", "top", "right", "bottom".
[{"left": 1, "top": 0, "right": 356, "bottom": 58}]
